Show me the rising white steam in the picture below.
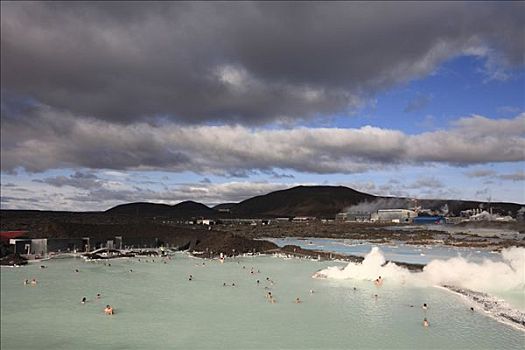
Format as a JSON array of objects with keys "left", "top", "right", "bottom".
[
  {"left": 423, "top": 246, "right": 524, "bottom": 292},
  {"left": 314, "top": 247, "right": 413, "bottom": 284},
  {"left": 315, "top": 246, "right": 525, "bottom": 293}
]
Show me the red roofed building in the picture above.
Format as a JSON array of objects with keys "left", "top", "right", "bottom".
[{"left": 0, "top": 231, "right": 29, "bottom": 243}]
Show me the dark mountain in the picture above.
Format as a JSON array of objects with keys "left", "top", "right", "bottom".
[
  {"left": 213, "top": 203, "right": 237, "bottom": 210},
  {"left": 2, "top": 186, "right": 523, "bottom": 226},
  {"left": 105, "top": 200, "right": 215, "bottom": 217},
  {"left": 230, "top": 185, "right": 376, "bottom": 218}
]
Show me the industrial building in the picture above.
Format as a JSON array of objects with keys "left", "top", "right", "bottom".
[
  {"left": 377, "top": 209, "right": 417, "bottom": 223},
  {"left": 346, "top": 212, "right": 372, "bottom": 222},
  {"left": 8, "top": 235, "right": 160, "bottom": 256},
  {"left": 335, "top": 212, "right": 347, "bottom": 221},
  {"left": 413, "top": 216, "right": 446, "bottom": 225},
  {"left": 9, "top": 237, "right": 89, "bottom": 256}
]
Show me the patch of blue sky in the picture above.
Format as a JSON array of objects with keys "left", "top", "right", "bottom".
[{"left": 328, "top": 55, "right": 524, "bottom": 134}]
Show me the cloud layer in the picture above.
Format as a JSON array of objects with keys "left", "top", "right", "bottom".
[
  {"left": 2, "top": 100, "right": 524, "bottom": 174},
  {"left": 2, "top": 2, "right": 524, "bottom": 124}
]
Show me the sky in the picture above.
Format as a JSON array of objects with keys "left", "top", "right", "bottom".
[{"left": 1, "top": 1, "right": 524, "bottom": 211}]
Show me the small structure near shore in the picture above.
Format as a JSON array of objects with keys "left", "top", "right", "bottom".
[
  {"left": 0, "top": 253, "right": 28, "bottom": 266},
  {"left": 83, "top": 248, "right": 134, "bottom": 260}
]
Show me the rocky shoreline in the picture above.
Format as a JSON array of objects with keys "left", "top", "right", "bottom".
[
  {"left": 0, "top": 254, "right": 28, "bottom": 266},
  {"left": 190, "top": 237, "right": 425, "bottom": 271},
  {"left": 442, "top": 285, "right": 525, "bottom": 330}
]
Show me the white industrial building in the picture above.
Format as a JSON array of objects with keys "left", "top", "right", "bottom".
[{"left": 377, "top": 209, "right": 417, "bottom": 223}]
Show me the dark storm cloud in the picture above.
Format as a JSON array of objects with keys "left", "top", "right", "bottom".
[{"left": 1, "top": 1, "right": 524, "bottom": 124}]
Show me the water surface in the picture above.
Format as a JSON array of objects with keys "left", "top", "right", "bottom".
[{"left": 2, "top": 253, "right": 524, "bottom": 349}]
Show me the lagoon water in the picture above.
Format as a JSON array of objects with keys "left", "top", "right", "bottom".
[
  {"left": 268, "top": 237, "right": 500, "bottom": 264},
  {"left": 2, "top": 251, "right": 524, "bottom": 350}
]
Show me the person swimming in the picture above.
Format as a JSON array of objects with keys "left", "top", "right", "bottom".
[
  {"left": 104, "top": 305, "right": 113, "bottom": 315},
  {"left": 422, "top": 303, "right": 428, "bottom": 310},
  {"left": 423, "top": 318, "right": 429, "bottom": 327},
  {"left": 75, "top": 269, "right": 79, "bottom": 273},
  {"left": 295, "top": 297, "right": 302, "bottom": 304},
  {"left": 31, "top": 278, "right": 37, "bottom": 285},
  {"left": 96, "top": 293, "right": 101, "bottom": 299},
  {"left": 256, "top": 280, "right": 260, "bottom": 284},
  {"left": 81, "top": 297, "right": 87, "bottom": 304},
  {"left": 309, "top": 289, "right": 314, "bottom": 294},
  {"left": 374, "top": 276, "right": 383, "bottom": 286},
  {"left": 189, "top": 275, "right": 193, "bottom": 281},
  {"left": 470, "top": 307, "right": 474, "bottom": 311}
]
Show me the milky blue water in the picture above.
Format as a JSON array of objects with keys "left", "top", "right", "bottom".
[
  {"left": 2, "top": 252, "right": 524, "bottom": 349},
  {"left": 268, "top": 237, "right": 500, "bottom": 264}
]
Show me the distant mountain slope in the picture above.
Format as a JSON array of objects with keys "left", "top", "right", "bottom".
[
  {"left": 213, "top": 203, "right": 237, "bottom": 211},
  {"left": 106, "top": 200, "right": 215, "bottom": 217},
  {"left": 4, "top": 186, "right": 521, "bottom": 223},
  {"left": 229, "top": 185, "right": 376, "bottom": 217}
]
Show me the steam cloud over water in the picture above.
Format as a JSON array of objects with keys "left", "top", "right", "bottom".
[
  {"left": 314, "top": 247, "right": 525, "bottom": 293},
  {"left": 343, "top": 199, "right": 411, "bottom": 213},
  {"left": 314, "top": 246, "right": 525, "bottom": 328}
]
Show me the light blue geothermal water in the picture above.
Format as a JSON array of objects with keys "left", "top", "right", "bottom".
[
  {"left": 2, "top": 251, "right": 524, "bottom": 350},
  {"left": 268, "top": 237, "right": 500, "bottom": 264}
]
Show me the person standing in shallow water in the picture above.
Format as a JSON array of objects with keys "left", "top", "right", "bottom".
[
  {"left": 375, "top": 276, "right": 383, "bottom": 286},
  {"left": 423, "top": 318, "right": 429, "bottom": 327},
  {"left": 104, "top": 305, "right": 113, "bottom": 315}
]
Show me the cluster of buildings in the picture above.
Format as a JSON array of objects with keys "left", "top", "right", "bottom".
[
  {"left": 1, "top": 231, "right": 160, "bottom": 257},
  {"left": 336, "top": 209, "right": 423, "bottom": 224},
  {"left": 160, "top": 217, "right": 317, "bottom": 227},
  {"left": 460, "top": 208, "right": 515, "bottom": 222},
  {"left": 337, "top": 206, "right": 517, "bottom": 224}
]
